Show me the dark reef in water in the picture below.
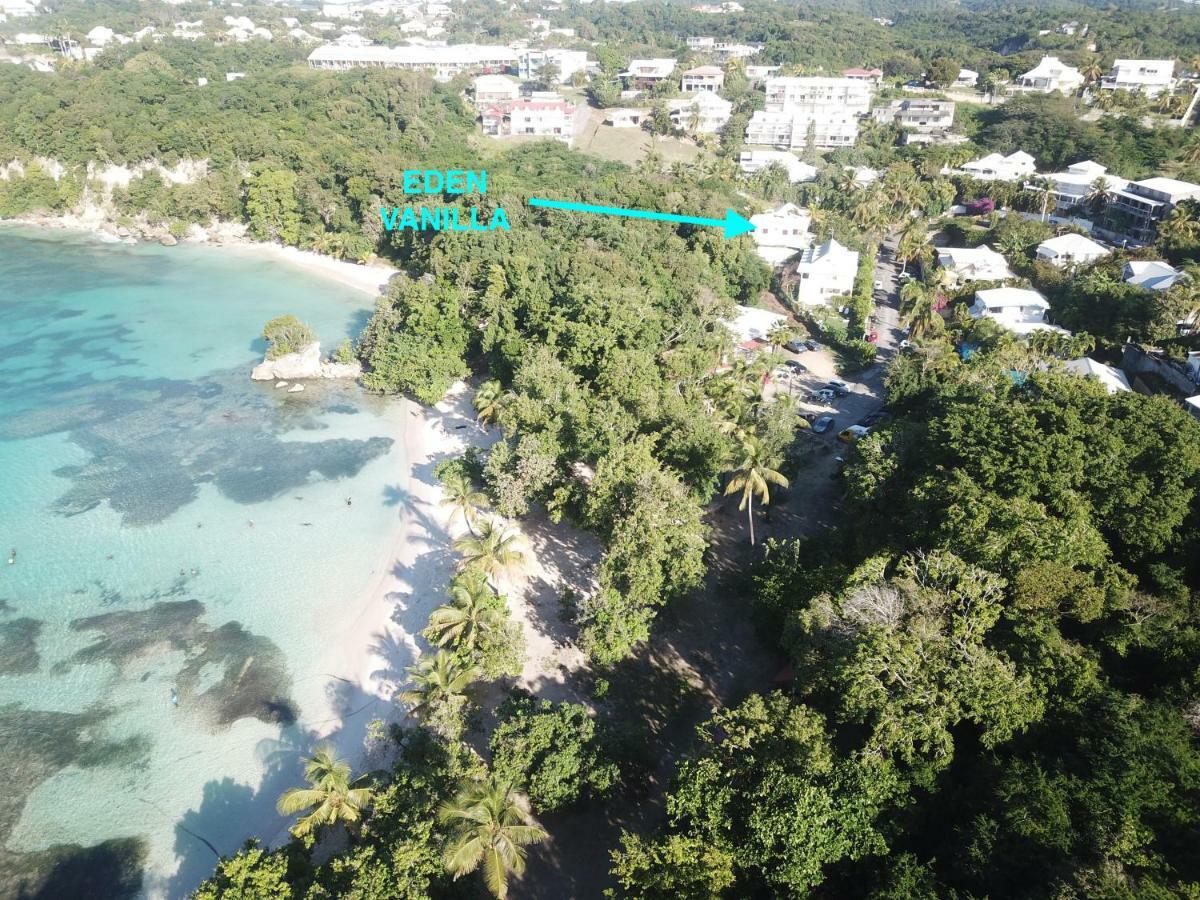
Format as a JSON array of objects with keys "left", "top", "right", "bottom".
[
  {"left": 0, "top": 618, "right": 42, "bottom": 674},
  {"left": 63, "top": 600, "right": 297, "bottom": 729}
]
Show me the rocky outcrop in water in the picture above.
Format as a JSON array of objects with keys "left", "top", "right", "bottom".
[{"left": 250, "top": 342, "right": 362, "bottom": 381}]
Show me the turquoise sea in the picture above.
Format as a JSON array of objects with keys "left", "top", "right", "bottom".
[{"left": 0, "top": 228, "right": 410, "bottom": 898}]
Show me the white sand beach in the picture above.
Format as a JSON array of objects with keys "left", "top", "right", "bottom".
[{"left": 224, "top": 242, "right": 397, "bottom": 297}]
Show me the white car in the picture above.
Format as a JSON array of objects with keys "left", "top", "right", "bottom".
[{"left": 873, "top": 280, "right": 884, "bottom": 291}]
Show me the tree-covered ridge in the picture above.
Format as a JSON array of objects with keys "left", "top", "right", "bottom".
[{"left": 619, "top": 322, "right": 1200, "bottom": 896}]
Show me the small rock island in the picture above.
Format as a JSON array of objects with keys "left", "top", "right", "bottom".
[{"left": 250, "top": 315, "right": 362, "bottom": 381}]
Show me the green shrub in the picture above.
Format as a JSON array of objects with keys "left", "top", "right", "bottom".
[{"left": 261, "top": 315, "right": 315, "bottom": 360}]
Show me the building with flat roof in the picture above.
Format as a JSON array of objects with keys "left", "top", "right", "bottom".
[
  {"left": 307, "top": 43, "right": 518, "bottom": 78},
  {"left": 1101, "top": 59, "right": 1175, "bottom": 97},
  {"left": 681, "top": 65, "right": 724, "bottom": 93},
  {"left": 969, "top": 287, "right": 1069, "bottom": 335},
  {"left": 1104, "top": 176, "right": 1200, "bottom": 245},
  {"left": 738, "top": 151, "right": 818, "bottom": 183}
]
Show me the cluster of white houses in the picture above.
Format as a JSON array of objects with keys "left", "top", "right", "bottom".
[{"left": 472, "top": 76, "right": 574, "bottom": 143}]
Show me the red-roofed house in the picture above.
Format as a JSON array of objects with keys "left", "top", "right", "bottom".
[
  {"left": 509, "top": 98, "right": 575, "bottom": 143},
  {"left": 843, "top": 66, "right": 883, "bottom": 86}
]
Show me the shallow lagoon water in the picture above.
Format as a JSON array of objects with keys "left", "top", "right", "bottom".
[{"left": 0, "top": 229, "right": 407, "bottom": 897}]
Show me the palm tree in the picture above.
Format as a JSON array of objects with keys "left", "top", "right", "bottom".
[
  {"left": 276, "top": 745, "right": 374, "bottom": 839},
  {"left": 1158, "top": 204, "right": 1200, "bottom": 246},
  {"left": 896, "top": 219, "right": 932, "bottom": 275},
  {"left": 767, "top": 320, "right": 795, "bottom": 355},
  {"left": 454, "top": 518, "right": 526, "bottom": 587},
  {"left": 398, "top": 650, "right": 479, "bottom": 718},
  {"left": 1080, "top": 58, "right": 1104, "bottom": 86},
  {"left": 442, "top": 471, "right": 489, "bottom": 536},
  {"left": 1084, "top": 176, "right": 1112, "bottom": 216},
  {"left": 900, "top": 281, "right": 943, "bottom": 339},
  {"left": 723, "top": 435, "right": 788, "bottom": 546},
  {"left": 426, "top": 569, "right": 499, "bottom": 652},
  {"left": 439, "top": 775, "right": 548, "bottom": 900},
  {"left": 474, "top": 380, "right": 504, "bottom": 427}
]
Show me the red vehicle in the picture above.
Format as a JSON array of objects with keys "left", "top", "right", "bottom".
[{"left": 865, "top": 330, "right": 879, "bottom": 343}]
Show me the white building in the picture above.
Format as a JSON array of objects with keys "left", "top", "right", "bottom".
[
  {"left": 1036, "top": 233, "right": 1109, "bottom": 267},
  {"left": 85, "top": 26, "right": 116, "bottom": 46},
  {"left": 667, "top": 92, "right": 731, "bottom": 133},
  {"left": 1011, "top": 56, "right": 1084, "bottom": 95},
  {"left": 1064, "top": 358, "right": 1131, "bottom": 393},
  {"left": 745, "top": 109, "right": 858, "bottom": 149},
  {"left": 937, "top": 246, "right": 1014, "bottom": 284},
  {"left": 681, "top": 64, "right": 724, "bottom": 93},
  {"left": 969, "top": 287, "right": 1068, "bottom": 335},
  {"left": 789, "top": 238, "right": 859, "bottom": 306},
  {"left": 749, "top": 203, "right": 812, "bottom": 267},
  {"left": 958, "top": 150, "right": 1037, "bottom": 181},
  {"left": 604, "top": 108, "right": 649, "bottom": 128},
  {"left": 308, "top": 43, "right": 518, "bottom": 77},
  {"left": 745, "top": 64, "right": 779, "bottom": 84},
  {"left": 1101, "top": 59, "right": 1176, "bottom": 97},
  {"left": 738, "top": 150, "right": 818, "bottom": 183},
  {"left": 955, "top": 68, "right": 979, "bottom": 88},
  {"left": 517, "top": 48, "right": 589, "bottom": 84},
  {"left": 508, "top": 97, "right": 574, "bottom": 143},
  {"left": 764, "top": 76, "right": 873, "bottom": 115},
  {"left": 473, "top": 74, "right": 520, "bottom": 104},
  {"left": 623, "top": 58, "right": 676, "bottom": 85},
  {"left": 871, "top": 98, "right": 955, "bottom": 132},
  {"left": 725, "top": 304, "right": 789, "bottom": 344},
  {"left": 1031, "top": 160, "right": 1128, "bottom": 220},
  {"left": 1123, "top": 260, "right": 1183, "bottom": 291}
]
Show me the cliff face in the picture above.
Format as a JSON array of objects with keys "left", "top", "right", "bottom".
[{"left": 250, "top": 343, "right": 362, "bottom": 381}]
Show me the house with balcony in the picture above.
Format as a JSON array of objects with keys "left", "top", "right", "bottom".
[
  {"left": 667, "top": 92, "right": 732, "bottom": 133},
  {"left": 872, "top": 98, "right": 957, "bottom": 143},
  {"left": 1100, "top": 59, "right": 1176, "bottom": 97},
  {"left": 517, "top": 48, "right": 589, "bottom": 84},
  {"left": 508, "top": 97, "right": 575, "bottom": 142},
  {"left": 955, "top": 68, "right": 979, "bottom": 88},
  {"left": 843, "top": 67, "right": 883, "bottom": 86},
  {"left": 622, "top": 58, "right": 676, "bottom": 87},
  {"left": 473, "top": 73, "right": 520, "bottom": 105},
  {"left": 1103, "top": 176, "right": 1200, "bottom": 245},
  {"left": 1027, "top": 160, "right": 1128, "bottom": 222},
  {"left": 1011, "top": 56, "right": 1084, "bottom": 95},
  {"left": 937, "top": 246, "right": 1014, "bottom": 284},
  {"left": 786, "top": 238, "right": 859, "bottom": 306},
  {"left": 745, "top": 109, "right": 859, "bottom": 148},
  {"left": 969, "top": 287, "right": 1069, "bottom": 335},
  {"left": 738, "top": 150, "right": 818, "bottom": 183},
  {"left": 749, "top": 202, "right": 812, "bottom": 267},
  {"left": 764, "top": 76, "right": 874, "bottom": 115},
  {"left": 681, "top": 64, "right": 724, "bottom": 93},
  {"left": 1036, "top": 233, "right": 1109, "bottom": 267}
]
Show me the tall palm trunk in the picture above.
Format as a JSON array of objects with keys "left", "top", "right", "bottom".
[{"left": 747, "top": 492, "right": 755, "bottom": 546}]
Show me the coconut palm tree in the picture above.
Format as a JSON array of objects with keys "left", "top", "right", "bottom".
[
  {"left": 1158, "top": 204, "right": 1200, "bottom": 246},
  {"left": 426, "top": 569, "right": 499, "bottom": 652},
  {"left": 767, "top": 320, "right": 795, "bottom": 355},
  {"left": 439, "top": 775, "right": 548, "bottom": 900},
  {"left": 442, "top": 471, "right": 489, "bottom": 536},
  {"left": 1080, "top": 58, "right": 1104, "bottom": 86},
  {"left": 1083, "top": 176, "right": 1112, "bottom": 216},
  {"left": 474, "top": 380, "right": 504, "bottom": 427},
  {"left": 896, "top": 219, "right": 932, "bottom": 275},
  {"left": 900, "top": 281, "right": 944, "bottom": 339},
  {"left": 398, "top": 650, "right": 479, "bottom": 719},
  {"left": 276, "top": 745, "right": 374, "bottom": 839},
  {"left": 724, "top": 435, "right": 788, "bottom": 546},
  {"left": 454, "top": 518, "right": 526, "bottom": 587}
]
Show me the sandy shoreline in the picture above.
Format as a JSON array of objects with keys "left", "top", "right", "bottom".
[{"left": 0, "top": 214, "right": 398, "bottom": 298}]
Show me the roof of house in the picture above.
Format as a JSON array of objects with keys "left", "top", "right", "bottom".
[
  {"left": 683, "top": 65, "right": 723, "bottom": 76},
  {"left": 1123, "top": 260, "right": 1183, "bottom": 290},
  {"left": 937, "top": 245, "right": 1013, "bottom": 275},
  {"left": 726, "top": 304, "right": 788, "bottom": 342},
  {"left": 1132, "top": 176, "right": 1200, "bottom": 197},
  {"left": 1037, "top": 233, "right": 1109, "bottom": 257},
  {"left": 796, "top": 237, "right": 856, "bottom": 266},
  {"left": 668, "top": 92, "right": 732, "bottom": 112},
  {"left": 975, "top": 287, "right": 1049, "bottom": 309},
  {"left": 1021, "top": 56, "right": 1081, "bottom": 79},
  {"left": 1064, "top": 358, "right": 1131, "bottom": 393},
  {"left": 843, "top": 67, "right": 883, "bottom": 76}
]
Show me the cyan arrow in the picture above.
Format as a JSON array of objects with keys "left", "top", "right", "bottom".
[{"left": 528, "top": 197, "right": 755, "bottom": 239}]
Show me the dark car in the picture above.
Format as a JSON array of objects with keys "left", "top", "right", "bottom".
[
  {"left": 860, "top": 411, "right": 893, "bottom": 428},
  {"left": 801, "top": 411, "right": 819, "bottom": 424},
  {"left": 824, "top": 380, "right": 850, "bottom": 397},
  {"left": 811, "top": 415, "right": 835, "bottom": 434},
  {"left": 805, "top": 340, "right": 821, "bottom": 351},
  {"left": 783, "top": 359, "right": 807, "bottom": 373},
  {"left": 785, "top": 339, "right": 808, "bottom": 353}
]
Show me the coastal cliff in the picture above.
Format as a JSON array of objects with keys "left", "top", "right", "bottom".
[{"left": 250, "top": 342, "right": 362, "bottom": 381}]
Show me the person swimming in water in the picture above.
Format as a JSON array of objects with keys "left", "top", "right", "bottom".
[
  {"left": 7, "top": 549, "right": 14, "bottom": 566},
  {"left": 170, "top": 688, "right": 178, "bottom": 707}
]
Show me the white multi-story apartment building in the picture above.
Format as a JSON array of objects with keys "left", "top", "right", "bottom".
[
  {"left": 517, "top": 48, "right": 589, "bottom": 84},
  {"left": 764, "top": 76, "right": 873, "bottom": 115},
  {"left": 680, "top": 65, "right": 724, "bottom": 93},
  {"left": 667, "top": 92, "right": 732, "bottom": 133},
  {"left": 1011, "top": 56, "right": 1084, "bottom": 95},
  {"left": 307, "top": 43, "right": 518, "bottom": 78},
  {"left": 745, "top": 109, "right": 858, "bottom": 148},
  {"left": 1028, "top": 160, "right": 1128, "bottom": 220},
  {"left": 788, "top": 238, "right": 860, "bottom": 305},
  {"left": 871, "top": 98, "right": 955, "bottom": 132},
  {"left": 1101, "top": 59, "right": 1176, "bottom": 97}
]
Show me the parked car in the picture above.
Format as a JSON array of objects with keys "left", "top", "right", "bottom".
[
  {"left": 805, "top": 340, "right": 821, "bottom": 351},
  {"left": 807, "top": 388, "right": 836, "bottom": 404},
  {"left": 864, "top": 330, "right": 879, "bottom": 343},
  {"left": 873, "top": 280, "right": 884, "bottom": 291},
  {"left": 899, "top": 339, "right": 912, "bottom": 350},
  {"left": 860, "top": 411, "right": 893, "bottom": 428},
  {"left": 825, "top": 380, "right": 850, "bottom": 397},
  {"left": 838, "top": 424, "right": 871, "bottom": 443},
  {"left": 800, "top": 411, "right": 819, "bottom": 424},
  {"left": 783, "top": 359, "right": 807, "bottom": 373},
  {"left": 785, "top": 339, "right": 808, "bottom": 353},
  {"left": 811, "top": 415, "right": 835, "bottom": 434}
]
